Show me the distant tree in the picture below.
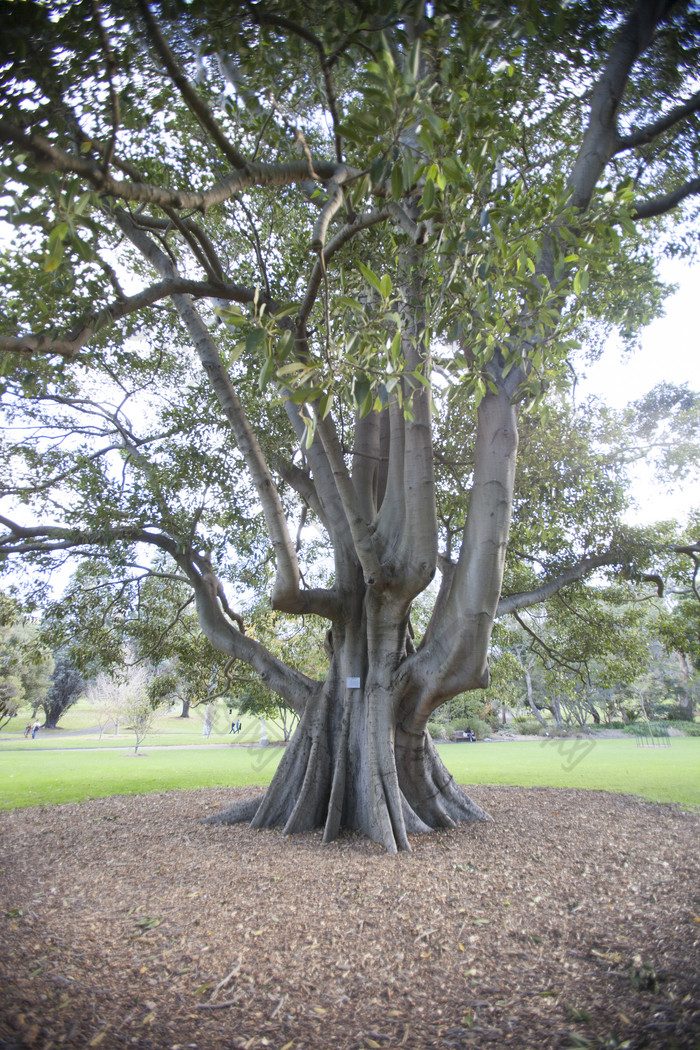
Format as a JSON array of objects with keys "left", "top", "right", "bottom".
[
  {"left": 0, "top": 593, "right": 53, "bottom": 728},
  {"left": 45, "top": 561, "right": 238, "bottom": 718},
  {"left": 42, "top": 650, "right": 84, "bottom": 729},
  {"left": 234, "top": 681, "right": 299, "bottom": 744},
  {"left": 85, "top": 671, "right": 125, "bottom": 738},
  {"left": 227, "top": 603, "right": 326, "bottom": 741},
  {"left": 655, "top": 543, "right": 700, "bottom": 720},
  {"left": 87, "top": 661, "right": 156, "bottom": 753},
  {"left": 122, "top": 667, "right": 158, "bottom": 754},
  {"left": 86, "top": 676, "right": 120, "bottom": 734}
]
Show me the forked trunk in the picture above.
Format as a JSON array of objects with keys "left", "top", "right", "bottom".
[{"left": 208, "top": 635, "right": 489, "bottom": 852}]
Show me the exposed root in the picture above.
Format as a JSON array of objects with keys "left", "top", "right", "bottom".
[
  {"left": 202, "top": 794, "right": 265, "bottom": 825},
  {"left": 396, "top": 728, "right": 491, "bottom": 829},
  {"left": 205, "top": 708, "right": 488, "bottom": 851}
]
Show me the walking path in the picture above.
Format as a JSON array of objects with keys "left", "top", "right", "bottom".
[{"left": 0, "top": 732, "right": 286, "bottom": 753}]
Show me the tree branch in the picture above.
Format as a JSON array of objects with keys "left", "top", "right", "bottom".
[
  {"left": 567, "top": 0, "right": 677, "bottom": 210},
  {"left": 91, "top": 0, "right": 120, "bottom": 172},
  {"left": 270, "top": 454, "right": 327, "bottom": 529},
  {"left": 240, "top": 5, "right": 345, "bottom": 162},
  {"left": 311, "top": 167, "right": 354, "bottom": 250},
  {"left": 0, "top": 277, "right": 266, "bottom": 359},
  {"left": 497, "top": 552, "right": 620, "bottom": 616},
  {"left": 314, "top": 413, "right": 384, "bottom": 587},
  {"left": 0, "top": 119, "right": 344, "bottom": 213},
  {"left": 615, "top": 89, "right": 700, "bottom": 153},
  {"left": 135, "top": 0, "right": 249, "bottom": 171},
  {"left": 512, "top": 610, "right": 587, "bottom": 681},
  {"left": 191, "top": 570, "right": 319, "bottom": 715},
  {"left": 298, "top": 207, "right": 391, "bottom": 328},
  {"left": 0, "top": 515, "right": 179, "bottom": 559},
  {"left": 114, "top": 209, "right": 340, "bottom": 622},
  {"left": 632, "top": 176, "right": 700, "bottom": 219},
  {"left": 281, "top": 400, "right": 355, "bottom": 565}
]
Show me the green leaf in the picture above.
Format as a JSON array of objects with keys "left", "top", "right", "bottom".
[
  {"left": 357, "top": 262, "right": 383, "bottom": 295},
  {"left": 389, "top": 331, "right": 402, "bottom": 363},
  {"left": 48, "top": 223, "right": 69, "bottom": 247},
  {"left": 402, "top": 152, "right": 415, "bottom": 193},
  {"left": 277, "top": 330, "right": 295, "bottom": 360},
  {"left": 422, "top": 178, "right": 435, "bottom": 212},
  {"left": 276, "top": 361, "right": 306, "bottom": 377},
  {"left": 335, "top": 296, "right": 365, "bottom": 313},
  {"left": 215, "top": 305, "right": 247, "bottom": 328},
  {"left": 369, "top": 157, "right": 390, "bottom": 189},
  {"left": 410, "top": 369, "right": 432, "bottom": 389},
  {"left": 407, "top": 41, "right": 421, "bottom": 84},
  {"left": 573, "top": 269, "right": 589, "bottom": 294},
  {"left": 353, "top": 375, "right": 371, "bottom": 408},
  {"left": 272, "top": 303, "right": 298, "bottom": 320},
  {"left": 379, "top": 274, "right": 392, "bottom": 298},
  {"left": 258, "top": 356, "right": 275, "bottom": 390},
  {"left": 618, "top": 212, "right": 637, "bottom": 237},
  {"left": 72, "top": 235, "right": 94, "bottom": 263},
  {"left": 359, "top": 391, "right": 374, "bottom": 418},
  {"left": 73, "top": 192, "right": 93, "bottom": 217},
  {"left": 246, "top": 328, "right": 268, "bottom": 355},
  {"left": 318, "top": 391, "right": 333, "bottom": 419},
  {"left": 391, "top": 163, "right": 404, "bottom": 201},
  {"left": 42, "top": 237, "right": 64, "bottom": 273}
]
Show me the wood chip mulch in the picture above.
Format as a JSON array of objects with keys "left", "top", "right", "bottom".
[{"left": 1, "top": 785, "right": 699, "bottom": 1050}]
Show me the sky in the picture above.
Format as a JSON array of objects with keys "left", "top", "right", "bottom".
[
  {"left": 578, "top": 257, "right": 698, "bottom": 526},
  {"left": 581, "top": 258, "right": 697, "bottom": 409}
]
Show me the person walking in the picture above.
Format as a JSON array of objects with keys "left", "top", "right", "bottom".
[{"left": 31, "top": 720, "right": 40, "bottom": 739}]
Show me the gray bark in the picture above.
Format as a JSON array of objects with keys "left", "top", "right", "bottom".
[{"left": 9, "top": 0, "right": 689, "bottom": 853}]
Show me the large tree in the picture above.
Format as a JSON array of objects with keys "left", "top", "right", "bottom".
[
  {"left": 0, "top": 0, "right": 699, "bottom": 849},
  {"left": 41, "top": 649, "right": 84, "bottom": 728},
  {"left": 0, "top": 592, "right": 53, "bottom": 728}
]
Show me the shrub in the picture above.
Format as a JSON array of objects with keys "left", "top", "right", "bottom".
[
  {"left": 622, "top": 719, "right": 700, "bottom": 737},
  {"left": 426, "top": 721, "right": 446, "bottom": 740},
  {"left": 449, "top": 716, "right": 490, "bottom": 740},
  {"left": 513, "top": 718, "right": 544, "bottom": 736},
  {"left": 663, "top": 704, "right": 695, "bottom": 723},
  {"left": 451, "top": 717, "right": 472, "bottom": 732},
  {"left": 666, "top": 719, "right": 700, "bottom": 736}
]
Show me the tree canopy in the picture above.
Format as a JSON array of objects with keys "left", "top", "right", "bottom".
[{"left": 0, "top": 0, "right": 699, "bottom": 849}]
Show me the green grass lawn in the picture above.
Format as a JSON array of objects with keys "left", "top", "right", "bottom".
[
  {"left": 436, "top": 737, "right": 700, "bottom": 808},
  {"left": 0, "top": 743, "right": 285, "bottom": 808},
  {"left": 0, "top": 735, "right": 698, "bottom": 811}
]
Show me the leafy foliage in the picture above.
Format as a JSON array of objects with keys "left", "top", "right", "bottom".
[
  {"left": 0, "top": 0, "right": 699, "bottom": 847},
  {"left": 0, "top": 592, "right": 53, "bottom": 727},
  {"left": 42, "top": 649, "right": 85, "bottom": 729}
]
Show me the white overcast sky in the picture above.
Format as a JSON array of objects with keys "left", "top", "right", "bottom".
[{"left": 579, "top": 257, "right": 698, "bottom": 525}]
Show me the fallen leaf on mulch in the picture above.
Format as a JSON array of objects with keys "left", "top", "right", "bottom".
[{"left": 1, "top": 785, "right": 699, "bottom": 1049}]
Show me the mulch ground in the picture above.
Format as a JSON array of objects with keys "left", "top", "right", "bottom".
[{"left": 1, "top": 785, "right": 699, "bottom": 1050}]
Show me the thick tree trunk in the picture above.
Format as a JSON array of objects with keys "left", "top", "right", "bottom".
[
  {"left": 179, "top": 699, "right": 190, "bottom": 718},
  {"left": 208, "top": 635, "right": 489, "bottom": 852}
]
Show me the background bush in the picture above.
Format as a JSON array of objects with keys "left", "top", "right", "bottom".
[{"left": 449, "top": 716, "right": 491, "bottom": 740}]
